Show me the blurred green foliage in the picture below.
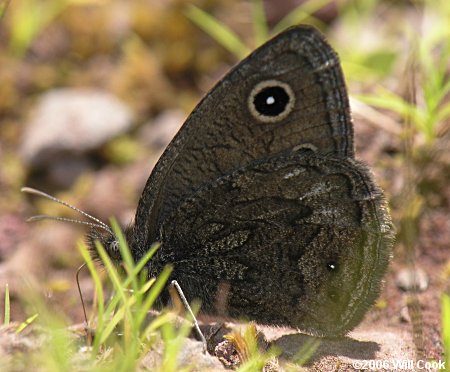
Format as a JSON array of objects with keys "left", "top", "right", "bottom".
[
  {"left": 221, "top": 323, "right": 281, "bottom": 371},
  {"left": 8, "top": 0, "right": 66, "bottom": 56},
  {"left": 1, "top": 0, "right": 447, "bottom": 149},
  {"left": 0, "top": 0, "right": 9, "bottom": 18},
  {"left": 3, "top": 284, "right": 10, "bottom": 325},
  {"left": 186, "top": 0, "right": 334, "bottom": 58},
  {"left": 186, "top": 4, "right": 251, "bottom": 59},
  {"left": 80, "top": 222, "right": 194, "bottom": 371},
  {"left": 443, "top": 293, "right": 450, "bottom": 372},
  {"left": 354, "top": 0, "right": 450, "bottom": 146},
  {"left": 2, "top": 222, "right": 196, "bottom": 371}
]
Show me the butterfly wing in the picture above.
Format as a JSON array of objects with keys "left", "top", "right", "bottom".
[
  {"left": 155, "top": 151, "right": 392, "bottom": 336},
  {"left": 132, "top": 26, "right": 354, "bottom": 250}
]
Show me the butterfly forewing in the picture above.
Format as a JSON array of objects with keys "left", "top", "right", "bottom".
[{"left": 132, "top": 26, "right": 354, "bottom": 249}]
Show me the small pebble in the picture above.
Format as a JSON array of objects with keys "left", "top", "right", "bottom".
[
  {"left": 21, "top": 88, "right": 133, "bottom": 166},
  {"left": 395, "top": 267, "right": 429, "bottom": 292}
]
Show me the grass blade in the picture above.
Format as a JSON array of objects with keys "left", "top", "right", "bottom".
[
  {"left": 135, "top": 265, "right": 172, "bottom": 328},
  {"left": 272, "top": 0, "right": 331, "bottom": 34},
  {"left": 110, "top": 219, "right": 139, "bottom": 297},
  {"left": 185, "top": 4, "right": 250, "bottom": 59},
  {"left": 15, "top": 313, "right": 38, "bottom": 334},
  {"left": 103, "top": 242, "right": 160, "bottom": 325},
  {"left": 292, "top": 337, "right": 321, "bottom": 366},
  {"left": 0, "top": 0, "right": 10, "bottom": 19},
  {"left": 78, "top": 241, "right": 106, "bottom": 352},
  {"left": 4, "top": 284, "right": 10, "bottom": 325},
  {"left": 442, "top": 293, "right": 450, "bottom": 372},
  {"left": 251, "top": 0, "right": 269, "bottom": 46}
]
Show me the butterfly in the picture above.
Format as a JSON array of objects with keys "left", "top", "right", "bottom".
[{"left": 26, "top": 25, "right": 393, "bottom": 337}]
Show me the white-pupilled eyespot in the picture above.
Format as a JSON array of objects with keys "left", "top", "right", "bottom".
[
  {"left": 327, "top": 262, "right": 338, "bottom": 272},
  {"left": 248, "top": 80, "right": 295, "bottom": 123}
]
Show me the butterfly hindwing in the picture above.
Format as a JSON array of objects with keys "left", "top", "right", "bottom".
[{"left": 154, "top": 151, "right": 392, "bottom": 336}]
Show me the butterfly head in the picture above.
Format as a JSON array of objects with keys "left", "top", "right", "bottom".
[{"left": 86, "top": 227, "right": 121, "bottom": 263}]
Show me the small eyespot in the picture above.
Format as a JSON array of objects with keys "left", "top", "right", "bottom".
[
  {"left": 292, "top": 143, "right": 318, "bottom": 153},
  {"left": 248, "top": 80, "right": 295, "bottom": 123},
  {"left": 326, "top": 261, "right": 338, "bottom": 272}
]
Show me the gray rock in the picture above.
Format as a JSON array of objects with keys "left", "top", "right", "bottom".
[
  {"left": 395, "top": 267, "right": 429, "bottom": 292},
  {"left": 21, "top": 89, "right": 133, "bottom": 165},
  {"left": 140, "top": 337, "right": 226, "bottom": 371}
]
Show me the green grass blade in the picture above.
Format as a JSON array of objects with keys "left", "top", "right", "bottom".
[
  {"left": 103, "top": 243, "right": 160, "bottom": 324},
  {"left": 110, "top": 219, "right": 139, "bottom": 296},
  {"left": 442, "top": 293, "right": 450, "bottom": 372},
  {"left": 357, "top": 91, "right": 411, "bottom": 115},
  {"left": 95, "top": 240, "right": 127, "bottom": 304},
  {"left": 85, "top": 227, "right": 168, "bottom": 353},
  {"left": 435, "top": 80, "right": 450, "bottom": 112},
  {"left": 212, "top": 323, "right": 280, "bottom": 372},
  {"left": 292, "top": 337, "right": 321, "bottom": 366},
  {"left": 78, "top": 241, "right": 106, "bottom": 352},
  {"left": 135, "top": 265, "right": 172, "bottom": 328},
  {"left": 0, "top": 0, "right": 10, "bottom": 19},
  {"left": 94, "top": 239, "right": 137, "bottom": 346},
  {"left": 142, "top": 312, "right": 174, "bottom": 338},
  {"left": 123, "top": 242, "right": 160, "bottom": 287},
  {"left": 9, "top": 0, "right": 68, "bottom": 56},
  {"left": 98, "top": 294, "right": 137, "bottom": 345},
  {"left": 185, "top": 4, "right": 250, "bottom": 59},
  {"left": 436, "top": 101, "right": 450, "bottom": 125},
  {"left": 99, "top": 277, "right": 158, "bottom": 345},
  {"left": 110, "top": 218, "right": 134, "bottom": 268},
  {"left": 160, "top": 314, "right": 193, "bottom": 372},
  {"left": 137, "top": 278, "right": 156, "bottom": 296},
  {"left": 4, "top": 284, "right": 10, "bottom": 325},
  {"left": 272, "top": 0, "right": 331, "bottom": 34},
  {"left": 15, "top": 313, "right": 38, "bottom": 334},
  {"left": 251, "top": 0, "right": 269, "bottom": 46}
]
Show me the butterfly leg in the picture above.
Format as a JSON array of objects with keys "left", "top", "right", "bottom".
[{"left": 169, "top": 280, "right": 207, "bottom": 352}]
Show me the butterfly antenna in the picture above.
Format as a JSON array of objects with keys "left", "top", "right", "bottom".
[
  {"left": 21, "top": 187, "right": 113, "bottom": 235},
  {"left": 27, "top": 215, "right": 112, "bottom": 234},
  {"left": 76, "top": 263, "right": 94, "bottom": 346}
]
